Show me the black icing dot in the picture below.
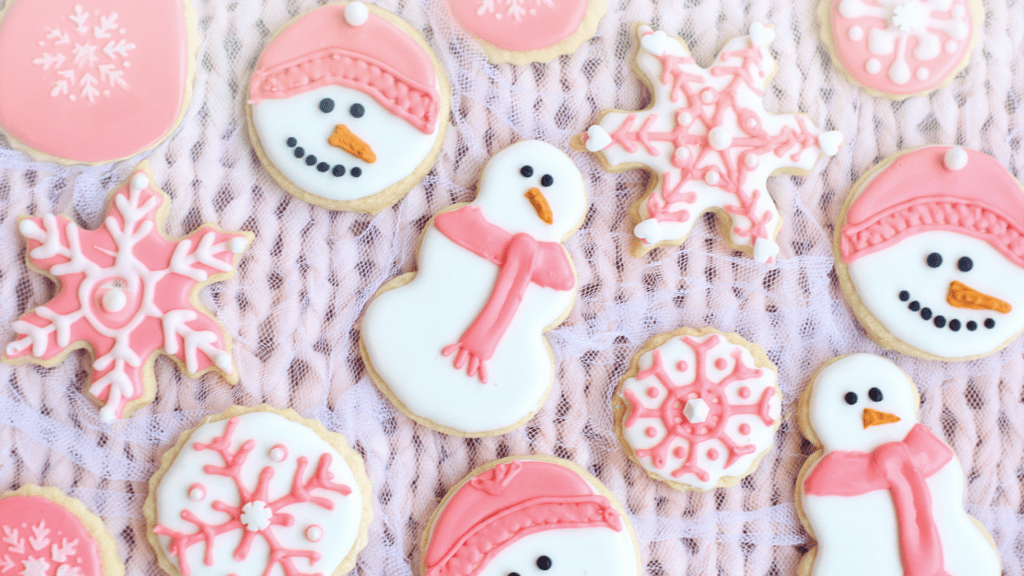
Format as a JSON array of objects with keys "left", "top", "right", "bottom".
[
  {"left": 317, "top": 162, "right": 330, "bottom": 173},
  {"left": 868, "top": 387, "right": 883, "bottom": 402},
  {"left": 286, "top": 137, "right": 297, "bottom": 147},
  {"left": 920, "top": 307, "right": 933, "bottom": 320},
  {"left": 332, "top": 165, "right": 346, "bottom": 177},
  {"left": 949, "top": 319, "right": 962, "bottom": 332},
  {"left": 967, "top": 321, "right": 978, "bottom": 331},
  {"left": 926, "top": 253, "right": 943, "bottom": 268},
  {"left": 844, "top": 392, "right": 858, "bottom": 405},
  {"left": 908, "top": 301, "right": 921, "bottom": 312},
  {"left": 351, "top": 167, "right": 362, "bottom": 178},
  {"left": 319, "top": 98, "right": 335, "bottom": 113},
  {"left": 508, "top": 573, "right": 520, "bottom": 576},
  {"left": 294, "top": 147, "right": 305, "bottom": 158},
  {"left": 934, "top": 315, "right": 946, "bottom": 328},
  {"left": 540, "top": 174, "right": 554, "bottom": 187},
  {"left": 536, "top": 556, "right": 552, "bottom": 571},
  {"left": 305, "top": 155, "right": 318, "bottom": 166},
  {"left": 985, "top": 318, "right": 996, "bottom": 329},
  {"left": 958, "top": 256, "right": 973, "bottom": 272},
  {"left": 350, "top": 103, "right": 365, "bottom": 118},
  {"left": 899, "top": 290, "right": 910, "bottom": 302},
  {"left": 520, "top": 165, "right": 534, "bottom": 178}
]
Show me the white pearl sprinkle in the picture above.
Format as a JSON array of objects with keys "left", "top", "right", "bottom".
[
  {"left": 102, "top": 288, "right": 128, "bottom": 313},
  {"left": 943, "top": 146, "right": 968, "bottom": 171},
  {"left": 306, "top": 525, "right": 323, "bottom": 542},
  {"left": 704, "top": 170, "right": 721, "bottom": 186},
  {"left": 707, "top": 127, "right": 733, "bottom": 151},
  {"left": 130, "top": 173, "right": 149, "bottom": 192},
  {"left": 344, "top": 2, "right": 369, "bottom": 26}
]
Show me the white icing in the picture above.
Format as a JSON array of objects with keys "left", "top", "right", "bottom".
[
  {"left": 476, "top": 0, "right": 558, "bottom": 22},
  {"left": 848, "top": 25, "right": 864, "bottom": 41},
  {"left": 585, "top": 124, "right": 611, "bottom": 152},
  {"left": 683, "top": 398, "right": 709, "bottom": 424},
  {"left": 639, "top": 29, "right": 668, "bottom": 56},
  {"left": 229, "top": 236, "right": 247, "bottom": 254},
  {"left": 817, "top": 131, "right": 844, "bottom": 157},
  {"left": 753, "top": 237, "right": 780, "bottom": 263},
  {"left": 865, "top": 57, "right": 882, "bottom": 74},
  {"left": 747, "top": 22, "right": 775, "bottom": 47},
  {"left": 943, "top": 146, "right": 968, "bottom": 171},
  {"left": 915, "top": 66, "right": 930, "bottom": 81},
  {"left": 344, "top": 2, "right": 369, "bottom": 26},
  {"left": 240, "top": 501, "right": 273, "bottom": 532},
  {"left": 361, "top": 141, "right": 585, "bottom": 434},
  {"left": 251, "top": 84, "right": 439, "bottom": 203},
  {"left": 633, "top": 218, "right": 663, "bottom": 245},
  {"left": 477, "top": 527, "right": 638, "bottom": 576},
  {"left": 802, "top": 354, "right": 1000, "bottom": 575}
]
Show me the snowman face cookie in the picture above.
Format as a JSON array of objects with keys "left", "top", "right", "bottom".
[
  {"left": 837, "top": 146, "right": 1024, "bottom": 360},
  {"left": 248, "top": 2, "right": 449, "bottom": 213},
  {"left": 421, "top": 457, "right": 640, "bottom": 576}
]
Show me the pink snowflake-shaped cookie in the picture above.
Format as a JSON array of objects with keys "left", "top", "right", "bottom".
[
  {"left": 614, "top": 328, "right": 781, "bottom": 491},
  {"left": 579, "top": 23, "right": 843, "bottom": 262},
  {"left": 148, "top": 406, "right": 372, "bottom": 576},
  {"left": 3, "top": 163, "right": 251, "bottom": 422}
]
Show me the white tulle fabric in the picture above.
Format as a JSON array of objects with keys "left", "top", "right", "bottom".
[{"left": 0, "top": 0, "right": 1021, "bottom": 574}]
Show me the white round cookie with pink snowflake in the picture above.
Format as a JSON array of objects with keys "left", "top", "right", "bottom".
[
  {"left": 614, "top": 328, "right": 781, "bottom": 491},
  {"left": 148, "top": 407, "right": 371, "bottom": 576}
]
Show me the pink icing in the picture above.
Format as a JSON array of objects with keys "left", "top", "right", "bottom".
[
  {"left": 829, "top": 0, "right": 974, "bottom": 96},
  {"left": 248, "top": 4, "right": 440, "bottom": 135},
  {"left": 153, "top": 416, "right": 353, "bottom": 576},
  {"left": 840, "top": 146, "right": 1024, "bottom": 268},
  {"left": 0, "top": 0, "right": 192, "bottom": 163},
  {"left": 0, "top": 495, "right": 103, "bottom": 576},
  {"left": 435, "top": 206, "right": 574, "bottom": 384},
  {"left": 804, "top": 424, "right": 954, "bottom": 576},
  {"left": 446, "top": 0, "right": 589, "bottom": 52},
  {"left": 424, "top": 460, "right": 622, "bottom": 576},
  {"left": 3, "top": 169, "right": 249, "bottom": 421}
]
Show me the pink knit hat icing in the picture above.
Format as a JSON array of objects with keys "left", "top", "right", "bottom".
[
  {"left": 840, "top": 146, "right": 1024, "bottom": 268},
  {"left": 248, "top": 3, "right": 440, "bottom": 134},
  {"left": 423, "top": 460, "right": 623, "bottom": 576}
]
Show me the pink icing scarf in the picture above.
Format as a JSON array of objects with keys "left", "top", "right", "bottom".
[
  {"left": 803, "top": 424, "right": 954, "bottom": 576},
  {"left": 433, "top": 206, "right": 574, "bottom": 383}
]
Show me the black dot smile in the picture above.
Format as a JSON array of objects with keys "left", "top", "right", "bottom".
[
  {"left": 897, "top": 290, "right": 993, "bottom": 332},
  {"left": 286, "top": 136, "right": 361, "bottom": 179}
]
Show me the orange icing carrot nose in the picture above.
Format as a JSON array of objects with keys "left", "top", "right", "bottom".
[
  {"left": 525, "top": 188, "right": 553, "bottom": 225},
  {"left": 328, "top": 124, "right": 376, "bottom": 164},
  {"left": 947, "top": 280, "right": 1012, "bottom": 314},
  {"left": 862, "top": 408, "right": 900, "bottom": 429}
]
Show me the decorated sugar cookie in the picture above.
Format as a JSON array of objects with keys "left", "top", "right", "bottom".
[
  {"left": 613, "top": 327, "right": 781, "bottom": 491},
  {"left": 0, "top": 0, "right": 198, "bottom": 164},
  {"left": 836, "top": 146, "right": 1024, "bottom": 361},
  {"left": 796, "top": 354, "right": 1000, "bottom": 576},
  {"left": 2, "top": 162, "right": 251, "bottom": 421},
  {"left": 361, "top": 140, "right": 585, "bottom": 436},
  {"left": 247, "top": 2, "right": 450, "bottom": 213},
  {"left": 0, "top": 485, "right": 124, "bottom": 576},
  {"left": 446, "top": 0, "right": 606, "bottom": 65},
  {"left": 819, "top": 0, "right": 981, "bottom": 99},
  {"left": 576, "top": 23, "right": 843, "bottom": 261},
  {"left": 146, "top": 405, "right": 372, "bottom": 576},
  {"left": 420, "top": 457, "right": 640, "bottom": 576}
]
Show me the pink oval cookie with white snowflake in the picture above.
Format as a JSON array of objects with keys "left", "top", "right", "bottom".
[
  {"left": 0, "top": 0, "right": 198, "bottom": 164},
  {"left": 147, "top": 406, "right": 372, "bottom": 576},
  {"left": 821, "top": 0, "right": 981, "bottom": 98},
  {"left": 614, "top": 327, "right": 781, "bottom": 491}
]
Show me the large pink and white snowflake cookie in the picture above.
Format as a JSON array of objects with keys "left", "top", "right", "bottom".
[
  {"left": 0, "top": 485, "right": 124, "bottom": 576},
  {"left": 577, "top": 23, "right": 843, "bottom": 262},
  {"left": 147, "top": 405, "right": 373, "bottom": 576},
  {"left": 819, "top": 0, "right": 981, "bottom": 99},
  {"left": 2, "top": 162, "right": 252, "bottom": 422},
  {"left": 614, "top": 327, "right": 781, "bottom": 491},
  {"left": 0, "top": 0, "right": 199, "bottom": 164}
]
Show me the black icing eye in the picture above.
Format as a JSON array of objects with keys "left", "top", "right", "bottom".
[
  {"left": 319, "top": 98, "right": 335, "bottom": 113},
  {"left": 844, "top": 392, "right": 858, "bottom": 405},
  {"left": 536, "top": 556, "right": 552, "bottom": 570},
  {"left": 926, "top": 252, "right": 943, "bottom": 268},
  {"left": 540, "top": 174, "right": 554, "bottom": 187},
  {"left": 507, "top": 573, "right": 520, "bottom": 576},
  {"left": 520, "top": 165, "right": 534, "bottom": 178},
  {"left": 868, "top": 387, "right": 884, "bottom": 402},
  {"left": 350, "top": 103, "right": 365, "bottom": 118},
  {"left": 958, "top": 256, "right": 973, "bottom": 272}
]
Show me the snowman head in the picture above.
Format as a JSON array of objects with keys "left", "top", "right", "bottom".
[
  {"left": 806, "top": 354, "right": 918, "bottom": 454},
  {"left": 249, "top": 2, "right": 442, "bottom": 203},
  {"left": 472, "top": 141, "right": 587, "bottom": 243},
  {"left": 840, "top": 146, "right": 1024, "bottom": 359}
]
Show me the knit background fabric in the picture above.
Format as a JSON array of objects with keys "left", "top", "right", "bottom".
[{"left": 0, "top": 0, "right": 1022, "bottom": 574}]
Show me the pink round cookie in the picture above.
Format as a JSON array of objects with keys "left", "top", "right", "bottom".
[
  {"left": 0, "top": 0, "right": 198, "bottom": 164},
  {"left": 822, "top": 0, "right": 980, "bottom": 98}
]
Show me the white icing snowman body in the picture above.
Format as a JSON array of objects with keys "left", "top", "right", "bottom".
[
  {"left": 477, "top": 528, "right": 639, "bottom": 576},
  {"left": 361, "top": 141, "right": 586, "bottom": 435},
  {"left": 800, "top": 354, "right": 999, "bottom": 576}
]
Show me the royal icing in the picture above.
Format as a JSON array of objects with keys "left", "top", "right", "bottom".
[
  {"left": 446, "top": 0, "right": 589, "bottom": 52},
  {"left": 825, "top": 0, "right": 976, "bottom": 96},
  {"left": 799, "top": 354, "right": 1000, "bottom": 575},
  {"left": 249, "top": 2, "right": 446, "bottom": 208},
  {"left": 3, "top": 165, "right": 250, "bottom": 422},
  {"left": 423, "top": 458, "right": 639, "bottom": 576},
  {"left": 617, "top": 331, "right": 780, "bottom": 491},
  {"left": 152, "top": 410, "right": 369, "bottom": 576},
  {"left": 583, "top": 24, "right": 841, "bottom": 262},
  {"left": 361, "top": 141, "right": 585, "bottom": 435},
  {"left": 0, "top": 494, "right": 103, "bottom": 576},
  {"left": 0, "top": 0, "right": 196, "bottom": 163},
  {"left": 838, "top": 146, "right": 1024, "bottom": 359}
]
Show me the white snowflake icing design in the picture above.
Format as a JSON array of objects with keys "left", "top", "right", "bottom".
[
  {"left": 838, "top": 0, "right": 971, "bottom": 85},
  {"left": 33, "top": 4, "right": 136, "bottom": 103},
  {"left": 476, "top": 0, "right": 556, "bottom": 21},
  {"left": 0, "top": 521, "right": 80, "bottom": 576}
]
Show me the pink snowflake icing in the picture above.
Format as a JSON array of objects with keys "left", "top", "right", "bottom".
[
  {"left": 619, "top": 333, "right": 780, "bottom": 489},
  {"left": 584, "top": 24, "right": 842, "bottom": 262},
  {"left": 3, "top": 166, "right": 250, "bottom": 421}
]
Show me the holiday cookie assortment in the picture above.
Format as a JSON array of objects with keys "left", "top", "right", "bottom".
[{"left": 0, "top": 0, "right": 1012, "bottom": 574}]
